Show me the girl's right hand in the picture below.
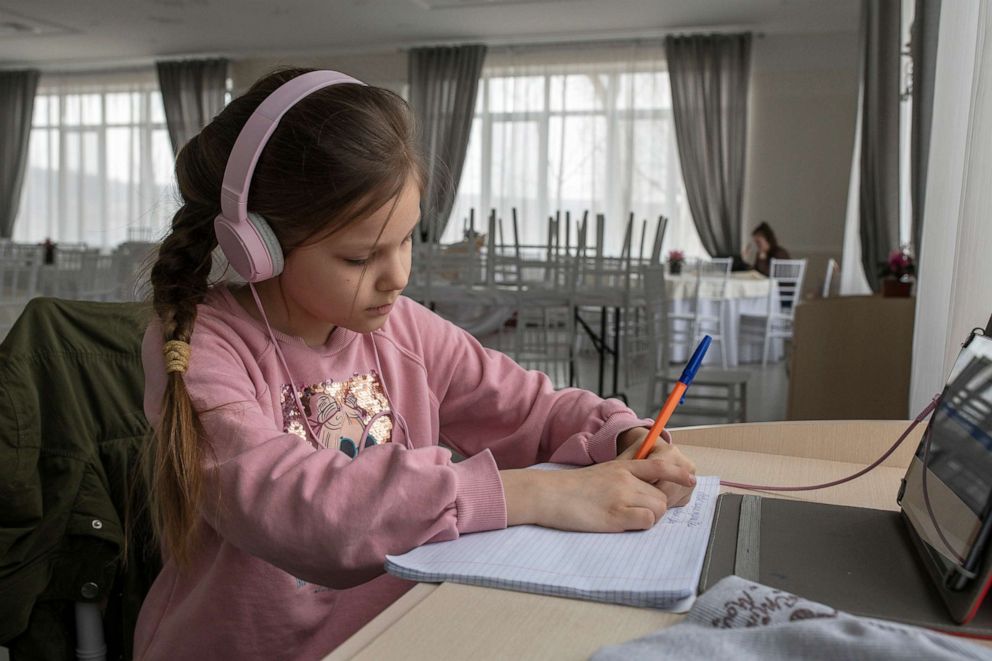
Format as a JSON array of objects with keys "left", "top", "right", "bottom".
[{"left": 500, "top": 460, "right": 696, "bottom": 533}]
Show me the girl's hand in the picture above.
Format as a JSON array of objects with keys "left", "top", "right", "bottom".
[
  {"left": 616, "top": 427, "right": 697, "bottom": 509},
  {"left": 500, "top": 454, "right": 695, "bottom": 533}
]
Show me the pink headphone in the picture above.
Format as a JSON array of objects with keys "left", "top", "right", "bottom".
[{"left": 214, "top": 70, "right": 365, "bottom": 282}]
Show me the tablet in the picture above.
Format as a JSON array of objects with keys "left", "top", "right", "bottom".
[{"left": 899, "top": 330, "right": 992, "bottom": 624}]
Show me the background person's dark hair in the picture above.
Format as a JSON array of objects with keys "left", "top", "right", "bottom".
[
  {"left": 144, "top": 67, "right": 426, "bottom": 567},
  {"left": 752, "top": 222, "right": 780, "bottom": 250}
]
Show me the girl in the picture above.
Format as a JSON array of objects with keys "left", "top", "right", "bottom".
[{"left": 138, "top": 68, "right": 696, "bottom": 660}]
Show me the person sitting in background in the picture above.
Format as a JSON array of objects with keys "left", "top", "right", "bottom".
[{"left": 744, "top": 222, "right": 790, "bottom": 276}]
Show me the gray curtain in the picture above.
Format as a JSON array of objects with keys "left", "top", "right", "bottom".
[
  {"left": 665, "top": 33, "right": 752, "bottom": 258},
  {"left": 859, "top": 1, "right": 902, "bottom": 292},
  {"left": 156, "top": 58, "right": 228, "bottom": 155},
  {"left": 910, "top": 0, "right": 941, "bottom": 262},
  {"left": 0, "top": 70, "right": 40, "bottom": 239},
  {"left": 408, "top": 45, "right": 486, "bottom": 243}
]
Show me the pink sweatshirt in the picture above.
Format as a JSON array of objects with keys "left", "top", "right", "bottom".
[{"left": 135, "top": 286, "right": 652, "bottom": 660}]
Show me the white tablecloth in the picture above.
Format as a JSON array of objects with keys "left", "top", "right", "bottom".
[
  {"left": 668, "top": 273, "right": 784, "bottom": 367},
  {"left": 666, "top": 270, "right": 774, "bottom": 301}
]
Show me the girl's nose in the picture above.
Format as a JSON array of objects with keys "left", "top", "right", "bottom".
[{"left": 378, "top": 250, "right": 409, "bottom": 292}]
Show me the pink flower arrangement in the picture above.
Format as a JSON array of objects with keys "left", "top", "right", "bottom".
[
  {"left": 879, "top": 247, "right": 915, "bottom": 280},
  {"left": 667, "top": 250, "right": 685, "bottom": 265}
]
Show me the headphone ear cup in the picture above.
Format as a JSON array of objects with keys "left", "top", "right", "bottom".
[
  {"left": 214, "top": 211, "right": 284, "bottom": 282},
  {"left": 247, "top": 212, "right": 285, "bottom": 277}
]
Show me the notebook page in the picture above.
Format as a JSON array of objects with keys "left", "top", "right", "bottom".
[{"left": 386, "top": 469, "right": 720, "bottom": 611}]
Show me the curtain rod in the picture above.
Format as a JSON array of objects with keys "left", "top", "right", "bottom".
[{"left": 411, "top": 26, "right": 764, "bottom": 52}]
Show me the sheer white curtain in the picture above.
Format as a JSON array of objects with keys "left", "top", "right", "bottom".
[
  {"left": 446, "top": 43, "right": 706, "bottom": 258},
  {"left": 14, "top": 68, "right": 176, "bottom": 249}
]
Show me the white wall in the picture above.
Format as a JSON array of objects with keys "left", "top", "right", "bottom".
[
  {"left": 743, "top": 32, "right": 860, "bottom": 291},
  {"left": 229, "top": 50, "right": 408, "bottom": 96},
  {"left": 910, "top": 0, "right": 992, "bottom": 412}
]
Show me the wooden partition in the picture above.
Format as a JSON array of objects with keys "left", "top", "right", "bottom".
[{"left": 787, "top": 295, "right": 915, "bottom": 420}]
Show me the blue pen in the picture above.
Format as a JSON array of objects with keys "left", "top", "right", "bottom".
[
  {"left": 634, "top": 335, "right": 711, "bottom": 459},
  {"left": 679, "top": 335, "right": 712, "bottom": 404}
]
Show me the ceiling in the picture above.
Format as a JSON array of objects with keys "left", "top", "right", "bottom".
[{"left": 0, "top": 0, "right": 859, "bottom": 69}]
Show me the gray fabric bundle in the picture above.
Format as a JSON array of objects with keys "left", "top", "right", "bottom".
[{"left": 592, "top": 576, "right": 992, "bottom": 660}]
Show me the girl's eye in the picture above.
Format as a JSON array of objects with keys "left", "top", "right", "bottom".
[{"left": 344, "top": 258, "right": 368, "bottom": 266}]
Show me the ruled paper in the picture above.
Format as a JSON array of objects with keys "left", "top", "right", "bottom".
[{"left": 385, "top": 467, "right": 720, "bottom": 612}]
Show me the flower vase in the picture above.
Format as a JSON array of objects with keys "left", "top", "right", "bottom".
[{"left": 881, "top": 278, "right": 912, "bottom": 298}]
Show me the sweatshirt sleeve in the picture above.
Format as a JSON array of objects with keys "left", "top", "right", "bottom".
[
  {"left": 412, "top": 305, "right": 654, "bottom": 468},
  {"left": 142, "top": 323, "right": 506, "bottom": 590}
]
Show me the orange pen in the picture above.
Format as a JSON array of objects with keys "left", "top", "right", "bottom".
[{"left": 634, "top": 335, "right": 712, "bottom": 460}]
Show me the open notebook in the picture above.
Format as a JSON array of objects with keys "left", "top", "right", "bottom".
[{"left": 385, "top": 466, "right": 720, "bottom": 612}]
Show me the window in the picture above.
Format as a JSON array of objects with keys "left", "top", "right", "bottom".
[
  {"left": 446, "top": 45, "right": 707, "bottom": 258},
  {"left": 15, "top": 69, "right": 176, "bottom": 249}
]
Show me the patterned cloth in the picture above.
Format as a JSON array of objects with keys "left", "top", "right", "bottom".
[{"left": 592, "top": 576, "right": 992, "bottom": 660}]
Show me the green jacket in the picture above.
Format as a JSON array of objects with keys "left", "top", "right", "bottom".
[{"left": 0, "top": 298, "right": 161, "bottom": 660}]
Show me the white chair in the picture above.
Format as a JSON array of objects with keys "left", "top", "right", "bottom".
[
  {"left": 695, "top": 257, "right": 732, "bottom": 369},
  {"left": 77, "top": 253, "right": 119, "bottom": 301},
  {"left": 0, "top": 248, "right": 42, "bottom": 340},
  {"left": 822, "top": 258, "right": 839, "bottom": 298},
  {"left": 485, "top": 210, "right": 522, "bottom": 287},
  {"left": 618, "top": 215, "right": 668, "bottom": 387},
  {"left": 668, "top": 257, "right": 732, "bottom": 370},
  {"left": 649, "top": 215, "right": 668, "bottom": 266},
  {"left": 40, "top": 246, "right": 101, "bottom": 299},
  {"left": 495, "top": 208, "right": 574, "bottom": 291},
  {"left": 741, "top": 257, "right": 808, "bottom": 366},
  {"left": 112, "top": 241, "right": 158, "bottom": 301},
  {"left": 501, "top": 289, "right": 575, "bottom": 389},
  {"left": 642, "top": 265, "right": 750, "bottom": 423},
  {"left": 407, "top": 241, "right": 485, "bottom": 309}
]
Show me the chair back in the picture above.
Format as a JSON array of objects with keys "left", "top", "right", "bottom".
[
  {"left": 770, "top": 258, "right": 808, "bottom": 314},
  {"left": 112, "top": 241, "right": 157, "bottom": 301},
  {"left": 649, "top": 215, "right": 669, "bottom": 265},
  {"left": 642, "top": 265, "right": 671, "bottom": 369},
  {"left": 822, "top": 258, "right": 839, "bottom": 298},
  {"left": 0, "top": 298, "right": 159, "bottom": 659},
  {"left": 0, "top": 249, "right": 41, "bottom": 303},
  {"left": 641, "top": 265, "right": 673, "bottom": 411},
  {"left": 0, "top": 248, "right": 42, "bottom": 340},
  {"left": 694, "top": 257, "right": 732, "bottom": 302},
  {"left": 506, "top": 291, "right": 575, "bottom": 388}
]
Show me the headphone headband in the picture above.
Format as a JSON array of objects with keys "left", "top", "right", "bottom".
[
  {"left": 220, "top": 70, "right": 365, "bottom": 222},
  {"left": 215, "top": 70, "right": 366, "bottom": 282}
]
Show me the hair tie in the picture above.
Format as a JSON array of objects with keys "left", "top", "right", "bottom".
[{"left": 163, "top": 340, "right": 191, "bottom": 375}]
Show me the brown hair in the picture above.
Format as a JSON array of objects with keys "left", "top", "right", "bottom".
[
  {"left": 752, "top": 222, "right": 780, "bottom": 251},
  {"left": 145, "top": 68, "right": 425, "bottom": 567}
]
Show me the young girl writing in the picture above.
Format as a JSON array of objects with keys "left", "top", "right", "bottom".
[{"left": 137, "top": 68, "right": 696, "bottom": 660}]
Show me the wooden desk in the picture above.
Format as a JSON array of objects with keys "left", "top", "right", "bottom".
[{"left": 327, "top": 420, "right": 924, "bottom": 660}]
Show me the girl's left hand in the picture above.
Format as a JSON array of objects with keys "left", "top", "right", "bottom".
[{"left": 615, "top": 428, "right": 697, "bottom": 508}]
